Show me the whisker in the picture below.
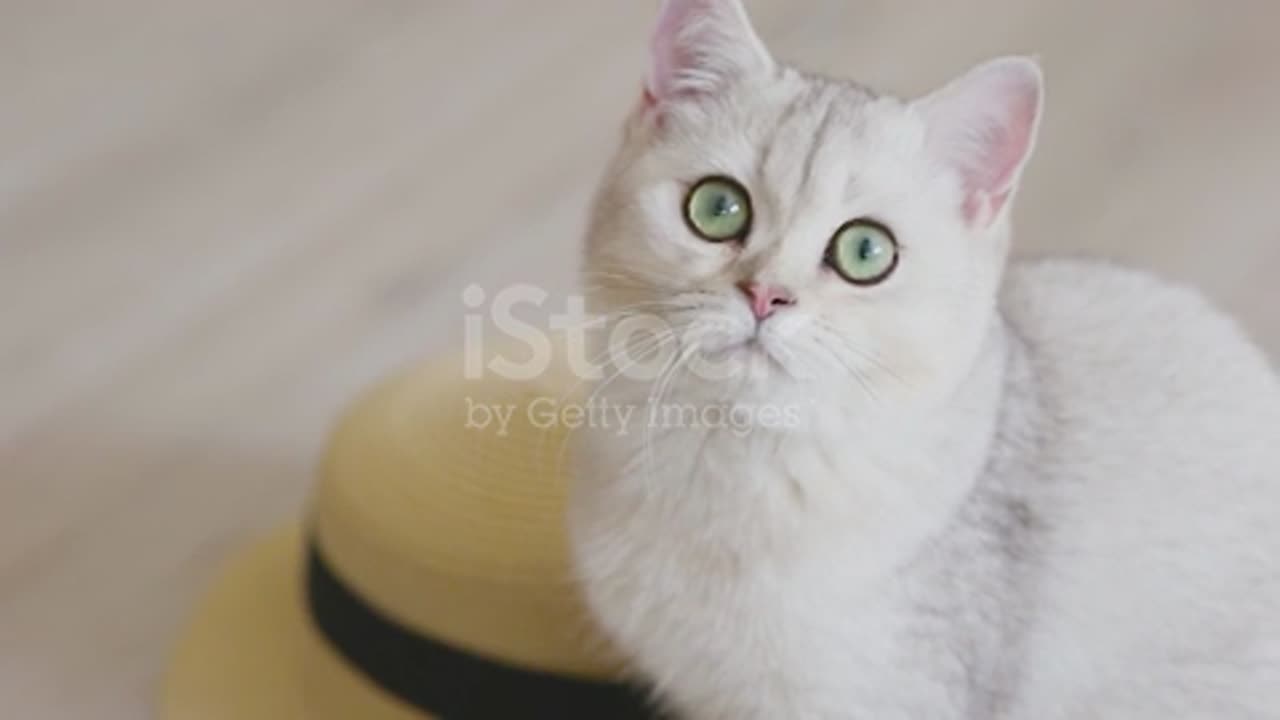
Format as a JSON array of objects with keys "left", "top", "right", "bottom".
[
  {"left": 537, "top": 329, "right": 675, "bottom": 482},
  {"left": 807, "top": 333, "right": 884, "bottom": 406},
  {"left": 552, "top": 329, "right": 685, "bottom": 479},
  {"left": 639, "top": 328, "right": 706, "bottom": 488},
  {"left": 813, "top": 320, "right": 913, "bottom": 390}
]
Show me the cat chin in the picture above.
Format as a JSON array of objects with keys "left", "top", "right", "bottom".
[
  {"left": 676, "top": 359, "right": 822, "bottom": 417},
  {"left": 696, "top": 325, "right": 804, "bottom": 372}
]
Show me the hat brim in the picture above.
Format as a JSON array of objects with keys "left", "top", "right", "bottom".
[{"left": 161, "top": 526, "right": 432, "bottom": 720}]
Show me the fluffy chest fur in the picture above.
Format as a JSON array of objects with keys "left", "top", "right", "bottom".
[
  {"left": 570, "top": 430, "right": 1034, "bottom": 719},
  {"left": 570, "top": 306, "right": 1028, "bottom": 719}
]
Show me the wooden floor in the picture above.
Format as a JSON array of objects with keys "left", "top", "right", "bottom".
[{"left": 2, "top": 1, "right": 1278, "bottom": 717}]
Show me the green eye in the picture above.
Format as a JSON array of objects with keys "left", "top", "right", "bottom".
[
  {"left": 826, "top": 219, "right": 899, "bottom": 285},
  {"left": 683, "top": 176, "right": 752, "bottom": 242}
]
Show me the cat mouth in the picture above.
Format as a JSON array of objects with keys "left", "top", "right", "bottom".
[{"left": 700, "top": 335, "right": 792, "bottom": 379}]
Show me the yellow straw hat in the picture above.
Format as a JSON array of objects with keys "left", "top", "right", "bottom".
[{"left": 161, "top": 354, "right": 656, "bottom": 719}]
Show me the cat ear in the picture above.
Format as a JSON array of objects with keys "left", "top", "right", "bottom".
[
  {"left": 915, "top": 57, "right": 1044, "bottom": 227},
  {"left": 645, "top": 0, "right": 774, "bottom": 104}
]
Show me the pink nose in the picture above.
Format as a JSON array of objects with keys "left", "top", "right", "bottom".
[{"left": 738, "top": 282, "right": 796, "bottom": 320}]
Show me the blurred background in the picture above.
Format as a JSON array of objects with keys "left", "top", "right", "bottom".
[{"left": 1, "top": 1, "right": 1278, "bottom": 717}]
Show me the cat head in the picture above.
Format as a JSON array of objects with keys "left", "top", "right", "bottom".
[{"left": 584, "top": 0, "right": 1042, "bottom": 409}]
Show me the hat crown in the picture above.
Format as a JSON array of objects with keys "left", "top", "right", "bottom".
[{"left": 311, "top": 358, "right": 620, "bottom": 680}]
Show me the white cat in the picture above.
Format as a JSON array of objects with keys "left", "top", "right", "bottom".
[{"left": 567, "top": 1, "right": 1280, "bottom": 718}]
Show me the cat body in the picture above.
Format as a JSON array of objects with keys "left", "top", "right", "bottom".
[
  {"left": 568, "top": 2, "right": 1280, "bottom": 717},
  {"left": 574, "top": 260, "right": 1280, "bottom": 719}
]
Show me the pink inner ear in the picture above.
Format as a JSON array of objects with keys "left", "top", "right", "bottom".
[
  {"left": 973, "top": 90, "right": 1040, "bottom": 218},
  {"left": 927, "top": 58, "right": 1044, "bottom": 227},
  {"left": 644, "top": 0, "right": 770, "bottom": 105}
]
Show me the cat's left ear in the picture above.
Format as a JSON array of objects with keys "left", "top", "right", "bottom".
[{"left": 914, "top": 57, "right": 1044, "bottom": 228}]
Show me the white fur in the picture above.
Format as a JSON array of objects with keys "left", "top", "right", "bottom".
[{"left": 568, "top": 2, "right": 1280, "bottom": 717}]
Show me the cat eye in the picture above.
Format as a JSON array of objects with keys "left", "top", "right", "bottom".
[
  {"left": 683, "top": 176, "right": 752, "bottom": 242},
  {"left": 826, "top": 219, "right": 899, "bottom": 285}
]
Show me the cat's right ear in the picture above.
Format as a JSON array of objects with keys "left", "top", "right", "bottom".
[
  {"left": 643, "top": 0, "right": 774, "bottom": 110},
  {"left": 914, "top": 57, "right": 1044, "bottom": 228}
]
